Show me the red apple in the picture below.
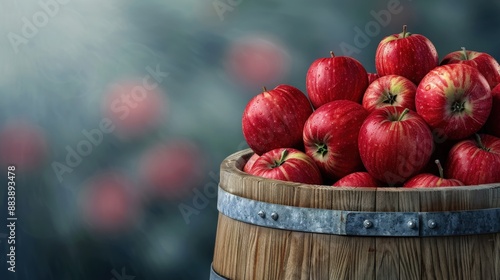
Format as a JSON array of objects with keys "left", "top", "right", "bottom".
[
  {"left": 367, "top": 73, "right": 380, "bottom": 84},
  {"left": 375, "top": 25, "right": 438, "bottom": 85},
  {"left": 403, "top": 159, "right": 464, "bottom": 188},
  {"left": 446, "top": 134, "right": 500, "bottom": 185},
  {"left": 306, "top": 51, "right": 368, "bottom": 108},
  {"left": 303, "top": 100, "right": 369, "bottom": 180},
  {"left": 358, "top": 107, "right": 434, "bottom": 186},
  {"left": 484, "top": 83, "right": 500, "bottom": 137},
  {"left": 332, "top": 172, "right": 383, "bottom": 188},
  {"left": 242, "top": 85, "right": 313, "bottom": 155},
  {"left": 243, "top": 153, "right": 260, "bottom": 174},
  {"left": 251, "top": 148, "right": 322, "bottom": 184},
  {"left": 362, "top": 74, "right": 417, "bottom": 113},
  {"left": 415, "top": 64, "right": 492, "bottom": 140},
  {"left": 440, "top": 47, "right": 500, "bottom": 89}
]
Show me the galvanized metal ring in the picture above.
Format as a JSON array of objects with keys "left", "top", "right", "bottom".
[
  {"left": 217, "top": 186, "right": 500, "bottom": 237},
  {"left": 210, "top": 264, "right": 229, "bottom": 280}
]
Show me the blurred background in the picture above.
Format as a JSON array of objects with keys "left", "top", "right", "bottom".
[{"left": 0, "top": 0, "right": 499, "bottom": 279}]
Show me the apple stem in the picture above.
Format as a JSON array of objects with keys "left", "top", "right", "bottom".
[
  {"left": 402, "top": 25, "right": 408, "bottom": 38},
  {"left": 273, "top": 149, "right": 289, "bottom": 167},
  {"left": 262, "top": 86, "right": 267, "bottom": 92},
  {"left": 330, "top": 51, "right": 335, "bottom": 58},
  {"left": 461, "top": 47, "right": 469, "bottom": 60},
  {"left": 397, "top": 108, "right": 410, "bottom": 121},
  {"left": 435, "top": 159, "right": 444, "bottom": 179},
  {"left": 475, "top": 134, "right": 491, "bottom": 152}
]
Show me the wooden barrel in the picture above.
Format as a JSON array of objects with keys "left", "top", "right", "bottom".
[{"left": 211, "top": 149, "right": 500, "bottom": 280}]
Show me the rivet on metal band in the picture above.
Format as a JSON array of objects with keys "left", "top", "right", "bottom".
[
  {"left": 258, "top": 211, "right": 265, "bottom": 218},
  {"left": 427, "top": 219, "right": 437, "bottom": 229},
  {"left": 363, "top": 220, "right": 373, "bottom": 229},
  {"left": 217, "top": 186, "right": 500, "bottom": 237},
  {"left": 407, "top": 220, "right": 417, "bottom": 229},
  {"left": 271, "top": 212, "right": 279, "bottom": 221}
]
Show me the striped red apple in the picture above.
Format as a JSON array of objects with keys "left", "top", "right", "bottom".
[
  {"left": 250, "top": 148, "right": 322, "bottom": 184},
  {"left": 362, "top": 74, "right": 417, "bottom": 113},
  {"left": 243, "top": 153, "right": 260, "bottom": 174},
  {"left": 242, "top": 85, "right": 313, "bottom": 155},
  {"left": 306, "top": 51, "right": 368, "bottom": 108},
  {"left": 358, "top": 107, "right": 434, "bottom": 186},
  {"left": 303, "top": 100, "right": 369, "bottom": 181},
  {"left": 441, "top": 47, "right": 500, "bottom": 89},
  {"left": 332, "top": 172, "right": 383, "bottom": 188},
  {"left": 446, "top": 134, "right": 500, "bottom": 185},
  {"left": 415, "top": 64, "right": 492, "bottom": 140},
  {"left": 403, "top": 159, "right": 463, "bottom": 188},
  {"left": 375, "top": 25, "right": 438, "bottom": 85}
]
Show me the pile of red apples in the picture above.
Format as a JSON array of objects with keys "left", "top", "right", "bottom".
[{"left": 241, "top": 25, "right": 500, "bottom": 188}]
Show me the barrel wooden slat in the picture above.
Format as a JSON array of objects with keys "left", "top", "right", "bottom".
[
  {"left": 329, "top": 188, "right": 376, "bottom": 280},
  {"left": 398, "top": 190, "right": 421, "bottom": 280},
  {"left": 298, "top": 184, "right": 332, "bottom": 280},
  {"left": 467, "top": 186, "right": 496, "bottom": 280},
  {"left": 212, "top": 149, "right": 500, "bottom": 280},
  {"left": 420, "top": 188, "right": 468, "bottom": 280},
  {"left": 375, "top": 189, "right": 400, "bottom": 280}
]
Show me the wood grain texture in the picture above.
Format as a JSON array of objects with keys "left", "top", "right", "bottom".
[
  {"left": 375, "top": 188, "right": 399, "bottom": 280},
  {"left": 398, "top": 189, "right": 421, "bottom": 280},
  {"left": 329, "top": 187, "right": 376, "bottom": 280},
  {"left": 212, "top": 149, "right": 500, "bottom": 280}
]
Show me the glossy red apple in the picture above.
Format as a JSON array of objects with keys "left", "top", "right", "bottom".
[
  {"left": 484, "top": 83, "right": 500, "bottom": 137},
  {"left": 251, "top": 148, "right": 322, "bottom": 184},
  {"left": 367, "top": 73, "right": 380, "bottom": 84},
  {"left": 362, "top": 74, "right": 417, "bottom": 113},
  {"left": 415, "top": 64, "right": 492, "bottom": 140},
  {"left": 440, "top": 47, "right": 500, "bottom": 89},
  {"left": 243, "top": 153, "right": 260, "bottom": 174},
  {"left": 306, "top": 51, "right": 368, "bottom": 108},
  {"left": 303, "top": 100, "right": 369, "bottom": 180},
  {"left": 403, "top": 159, "right": 464, "bottom": 188},
  {"left": 375, "top": 25, "right": 438, "bottom": 85},
  {"left": 446, "top": 134, "right": 500, "bottom": 185},
  {"left": 332, "top": 172, "right": 383, "bottom": 188},
  {"left": 358, "top": 107, "right": 434, "bottom": 186},
  {"left": 242, "top": 85, "right": 313, "bottom": 155}
]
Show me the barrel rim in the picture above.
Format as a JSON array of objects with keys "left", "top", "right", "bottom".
[{"left": 224, "top": 148, "right": 500, "bottom": 192}]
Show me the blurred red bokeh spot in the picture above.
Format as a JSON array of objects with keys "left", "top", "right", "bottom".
[
  {"left": 79, "top": 172, "right": 140, "bottom": 234},
  {"left": 101, "top": 79, "right": 167, "bottom": 139},
  {"left": 0, "top": 120, "right": 47, "bottom": 171},
  {"left": 139, "top": 139, "right": 206, "bottom": 199},
  {"left": 224, "top": 34, "right": 290, "bottom": 88}
]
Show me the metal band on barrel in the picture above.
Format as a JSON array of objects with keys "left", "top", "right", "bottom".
[
  {"left": 217, "top": 186, "right": 500, "bottom": 237},
  {"left": 210, "top": 264, "right": 229, "bottom": 280}
]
